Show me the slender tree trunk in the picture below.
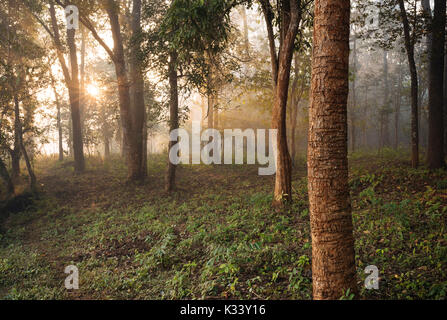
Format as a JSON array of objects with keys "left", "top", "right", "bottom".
[
  {"left": 382, "top": 50, "right": 390, "bottom": 148},
  {"left": 266, "top": 0, "right": 301, "bottom": 206},
  {"left": 350, "top": 34, "right": 357, "bottom": 152},
  {"left": 14, "top": 96, "right": 36, "bottom": 191},
  {"left": 394, "top": 61, "right": 402, "bottom": 150},
  {"left": 0, "top": 157, "right": 14, "bottom": 197},
  {"left": 106, "top": 0, "right": 140, "bottom": 180},
  {"left": 80, "top": 25, "right": 86, "bottom": 133},
  {"left": 10, "top": 110, "right": 21, "bottom": 181},
  {"left": 50, "top": 72, "right": 64, "bottom": 161},
  {"left": 426, "top": 0, "right": 446, "bottom": 169},
  {"left": 49, "top": 1, "right": 84, "bottom": 172},
  {"left": 128, "top": 0, "right": 146, "bottom": 180},
  {"left": 289, "top": 54, "right": 300, "bottom": 164},
  {"left": 166, "top": 51, "right": 179, "bottom": 192},
  {"left": 67, "top": 28, "right": 85, "bottom": 173},
  {"left": 398, "top": 0, "right": 419, "bottom": 168},
  {"left": 308, "top": 0, "right": 357, "bottom": 300}
]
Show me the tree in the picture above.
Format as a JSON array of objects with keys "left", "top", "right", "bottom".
[
  {"left": 397, "top": 0, "right": 420, "bottom": 168},
  {"left": 426, "top": 0, "right": 446, "bottom": 169},
  {"left": 145, "top": 0, "right": 236, "bottom": 192},
  {"left": 308, "top": 0, "right": 357, "bottom": 299},
  {"left": 48, "top": 0, "right": 85, "bottom": 172},
  {"left": 259, "top": 0, "right": 307, "bottom": 206}
]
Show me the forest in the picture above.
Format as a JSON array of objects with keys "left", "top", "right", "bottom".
[{"left": 0, "top": 0, "right": 446, "bottom": 301}]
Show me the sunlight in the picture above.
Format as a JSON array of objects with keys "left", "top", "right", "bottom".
[{"left": 86, "top": 83, "right": 100, "bottom": 97}]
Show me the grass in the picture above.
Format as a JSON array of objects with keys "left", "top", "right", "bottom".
[{"left": 0, "top": 151, "right": 446, "bottom": 300}]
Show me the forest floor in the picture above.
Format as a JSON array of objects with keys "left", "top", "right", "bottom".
[{"left": 0, "top": 150, "right": 446, "bottom": 300}]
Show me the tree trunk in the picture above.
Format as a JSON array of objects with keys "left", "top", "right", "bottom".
[
  {"left": 50, "top": 72, "right": 64, "bottom": 161},
  {"left": 398, "top": 0, "right": 419, "bottom": 168},
  {"left": 289, "top": 54, "right": 300, "bottom": 164},
  {"left": 67, "top": 28, "right": 85, "bottom": 173},
  {"left": 106, "top": 0, "right": 141, "bottom": 180},
  {"left": 49, "top": 1, "right": 84, "bottom": 172},
  {"left": 0, "top": 157, "right": 14, "bottom": 197},
  {"left": 14, "top": 96, "right": 36, "bottom": 191},
  {"left": 394, "top": 60, "right": 402, "bottom": 150},
  {"left": 166, "top": 51, "right": 179, "bottom": 192},
  {"left": 264, "top": 0, "right": 301, "bottom": 206},
  {"left": 382, "top": 50, "right": 390, "bottom": 148},
  {"left": 350, "top": 34, "right": 357, "bottom": 152},
  {"left": 426, "top": 0, "right": 446, "bottom": 169},
  {"left": 128, "top": 0, "right": 146, "bottom": 180},
  {"left": 308, "top": 0, "right": 357, "bottom": 300}
]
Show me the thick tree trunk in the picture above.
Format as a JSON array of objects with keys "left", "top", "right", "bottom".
[
  {"left": 166, "top": 52, "right": 179, "bottom": 192},
  {"left": 426, "top": 0, "right": 446, "bottom": 169},
  {"left": 308, "top": 0, "right": 357, "bottom": 300},
  {"left": 398, "top": 0, "right": 419, "bottom": 168}
]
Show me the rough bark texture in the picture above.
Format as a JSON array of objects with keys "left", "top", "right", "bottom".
[
  {"left": 165, "top": 52, "right": 179, "bottom": 192},
  {"left": 308, "top": 0, "right": 357, "bottom": 300},
  {"left": 426, "top": 0, "right": 446, "bottom": 169},
  {"left": 398, "top": 0, "right": 419, "bottom": 168}
]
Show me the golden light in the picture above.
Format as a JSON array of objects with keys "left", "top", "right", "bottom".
[{"left": 86, "top": 83, "right": 100, "bottom": 97}]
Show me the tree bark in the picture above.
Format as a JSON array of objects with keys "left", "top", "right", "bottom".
[
  {"left": 394, "top": 61, "right": 402, "bottom": 150},
  {"left": 106, "top": 0, "right": 141, "bottom": 180},
  {"left": 308, "top": 0, "right": 357, "bottom": 300},
  {"left": 0, "top": 157, "right": 14, "bottom": 197},
  {"left": 166, "top": 51, "right": 179, "bottom": 192},
  {"left": 263, "top": 0, "right": 301, "bottom": 206},
  {"left": 129, "top": 0, "right": 146, "bottom": 180},
  {"left": 426, "top": 0, "right": 446, "bottom": 169},
  {"left": 49, "top": 1, "right": 85, "bottom": 172},
  {"left": 14, "top": 96, "right": 36, "bottom": 191},
  {"left": 398, "top": 0, "right": 419, "bottom": 168}
]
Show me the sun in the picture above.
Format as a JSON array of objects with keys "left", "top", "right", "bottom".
[{"left": 86, "top": 83, "right": 100, "bottom": 97}]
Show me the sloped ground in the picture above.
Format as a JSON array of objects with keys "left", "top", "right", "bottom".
[{"left": 0, "top": 151, "right": 446, "bottom": 299}]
